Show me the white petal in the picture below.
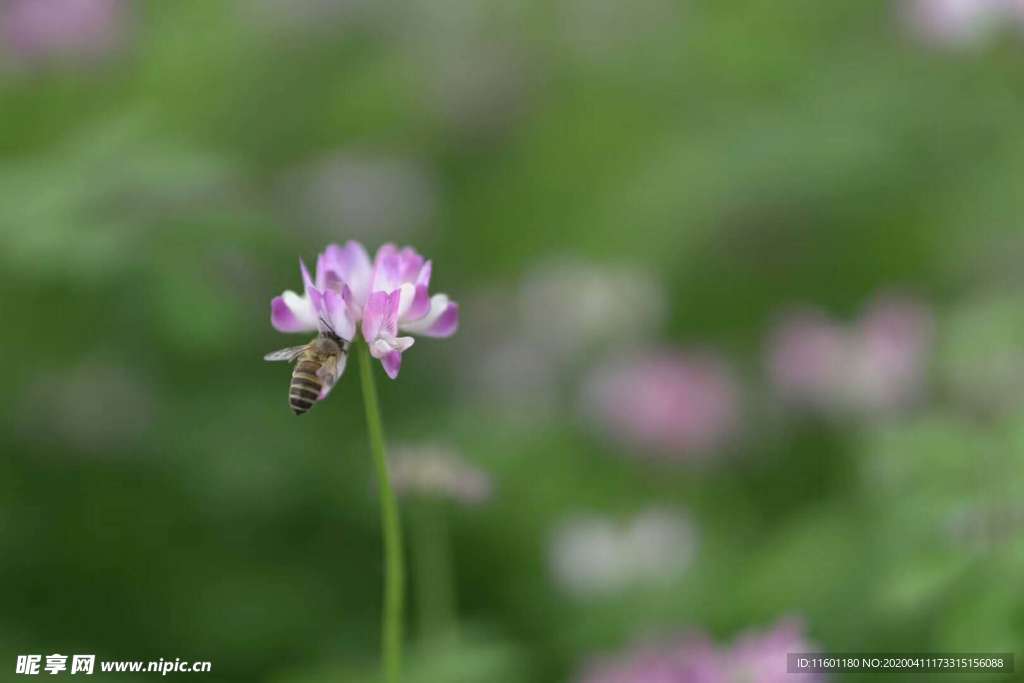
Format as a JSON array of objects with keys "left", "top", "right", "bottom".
[
  {"left": 395, "top": 283, "right": 417, "bottom": 320},
  {"left": 370, "top": 338, "right": 393, "bottom": 359},
  {"left": 400, "top": 294, "right": 449, "bottom": 334},
  {"left": 283, "top": 290, "right": 319, "bottom": 328}
]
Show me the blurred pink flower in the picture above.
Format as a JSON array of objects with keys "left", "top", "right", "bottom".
[
  {"left": 1, "top": 0, "right": 126, "bottom": 64},
  {"left": 847, "top": 296, "right": 934, "bottom": 413},
  {"left": 456, "top": 260, "right": 667, "bottom": 419},
  {"left": 270, "top": 241, "right": 458, "bottom": 383},
  {"left": 766, "top": 311, "right": 848, "bottom": 411},
  {"left": 388, "top": 443, "right": 492, "bottom": 505},
  {"left": 577, "top": 634, "right": 719, "bottom": 683},
  {"left": 901, "top": 0, "right": 1024, "bottom": 46},
  {"left": 724, "top": 619, "right": 823, "bottom": 683},
  {"left": 575, "top": 618, "right": 822, "bottom": 683},
  {"left": 766, "top": 295, "right": 933, "bottom": 418},
  {"left": 582, "top": 351, "right": 739, "bottom": 459}
]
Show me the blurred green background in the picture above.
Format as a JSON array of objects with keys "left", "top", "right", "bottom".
[{"left": 3, "top": 0, "right": 1024, "bottom": 681}]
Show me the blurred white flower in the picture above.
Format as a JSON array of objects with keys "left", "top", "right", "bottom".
[
  {"left": 581, "top": 350, "right": 739, "bottom": 460},
  {"left": 1, "top": 0, "right": 127, "bottom": 65},
  {"left": 558, "top": 0, "right": 683, "bottom": 64},
  {"left": 244, "top": 0, "right": 376, "bottom": 34},
  {"left": 766, "top": 293, "right": 933, "bottom": 419},
  {"left": 550, "top": 507, "right": 697, "bottom": 597},
  {"left": 389, "top": 443, "right": 492, "bottom": 505},
  {"left": 520, "top": 258, "right": 667, "bottom": 362},
  {"left": 944, "top": 501, "right": 1024, "bottom": 551},
  {"left": 279, "top": 152, "right": 437, "bottom": 245},
  {"left": 457, "top": 260, "right": 668, "bottom": 418},
  {"left": 901, "top": 0, "right": 1024, "bottom": 47},
  {"left": 428, "top": 44, "right": 529, "bottom": 140},
  {"left": 938, "top": 290, "right": 1024, "bottom": 415},
  {"left": 400, "top": 0, "right": 532, "bottom": 140},
  {"left": 19, "top": 361, "right": 153, "bottom": 455},
  {"left": 468, "top": 334, "right": 560, "bottom": 415}
]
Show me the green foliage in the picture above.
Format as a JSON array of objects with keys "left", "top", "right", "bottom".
[{"left": 2, "top": 1, "right": 1023, "bottom": 681}]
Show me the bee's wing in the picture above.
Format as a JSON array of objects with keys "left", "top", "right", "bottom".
[{"left": 263, "top": 345, "right": 309, "bottom": 362}]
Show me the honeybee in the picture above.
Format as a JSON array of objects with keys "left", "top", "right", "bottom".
[{"left": 264, "top": 321, "right": 349, "bottom": 415}]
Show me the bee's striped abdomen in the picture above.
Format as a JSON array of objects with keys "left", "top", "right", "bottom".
[{"left": 290, "top": 359, "right": 322, "bottom": 415}]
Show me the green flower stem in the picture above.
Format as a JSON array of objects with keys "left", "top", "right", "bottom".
[
  {"left": 410, "top": 499, "right": 456, "bottom": 643},
  {"left": 357, "top": 342, "right": 404, "bottom": 683}
]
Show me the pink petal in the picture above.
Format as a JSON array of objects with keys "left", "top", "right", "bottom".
[
  {"left": 397, "top": 247, "right": 425, "bottom": 283},
  {"left": 301, "top": 258, "right": 324, "bottom": 315},
  {"left": 371, "top": 244, "right": 428, "bottom": 294},
  {"left": 371, "top": 243, "right": 401, "bottom": 293},
  {"left": 362, "top": 291, "right": 389, "bottom": 342},
  {"left": 405, "top": 284, "right": 431, "bottom": 322},
  {"left": 396, "top": 260, "right": 432, "bottom": 322},
  {"left": 271, "top": 290, "right": 318, "bottom": 332},
  {"left": 381, "top": 350, "right": 402, "bottom": 379},
  {"left": 315, "top": 252, "right": 331, "bottom": 291},
  {"left": 271, "top": 295, "right": 308, "bottom": 332},
  {"left": 402, "top": 294, "right": 459, "bottom": 337},
  {"left": 383, "top": 289, "right": 402, "bottom": 336},
  {"left": 321, "top": 289, "right": 355, "bottom": 341},
  {"left": 416, "top": 260, "right": 432, "bottom": 288},
  {"left": 325, "top": 241, "right": 373, "bottom": 305},
  {"left": 426, "top": 301, "right": 459, "bottom": 337},
  {"left": 300, "top": 258, "right": 315, "bottom": 294},
  {"left": 307, "top": 285, "right": 324, "bottom": 318},
  {"left": 341, "top": 282, "right": 363, "bottom": 321},
  {"left": 322, "top": 242, "right": 345, "bottom": 268}
]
